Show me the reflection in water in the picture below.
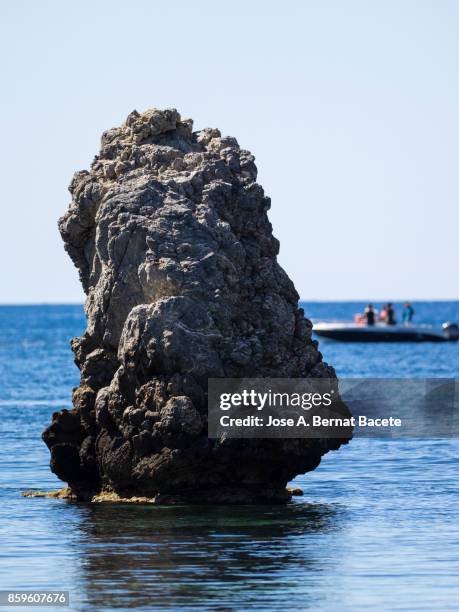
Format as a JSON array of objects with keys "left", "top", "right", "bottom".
[{"left": 74, "top": 502, "right": 344, "bottom": 610}]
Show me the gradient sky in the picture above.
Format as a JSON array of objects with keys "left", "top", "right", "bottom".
[{"left": 1, "top": 0, "right": 458, "bottom": 302}]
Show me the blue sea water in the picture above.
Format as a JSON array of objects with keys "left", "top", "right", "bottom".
[{"left": 0, "top": 303, "right": 458, "bottom": 611}]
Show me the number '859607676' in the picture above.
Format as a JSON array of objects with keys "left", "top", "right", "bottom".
[{"left": 0, "top": 591, "right": 69, "bottom": 606}]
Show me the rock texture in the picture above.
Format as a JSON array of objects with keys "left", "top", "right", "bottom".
[{"left": 43, "top": 107, "right": 350, "bottom": 503}]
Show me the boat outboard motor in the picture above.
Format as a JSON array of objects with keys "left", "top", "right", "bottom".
[{"left": 442, "top": 322, "right": 459, "bottom": 341}]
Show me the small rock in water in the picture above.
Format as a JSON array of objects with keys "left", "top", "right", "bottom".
[{"left": 42, "top": 107, "right": 350, "bottom": 503}]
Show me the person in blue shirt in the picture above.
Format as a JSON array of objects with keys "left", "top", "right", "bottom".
[{"left": 402, "top": 302, "right": 414, "bottom": 325}]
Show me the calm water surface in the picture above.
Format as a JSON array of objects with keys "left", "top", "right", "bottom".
[{"left": 0, "top": 304, "right": 458, "bottom": 610}]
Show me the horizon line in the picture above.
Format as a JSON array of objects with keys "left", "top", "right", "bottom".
[{"left": 0, "top": 298, "right": 458, "bottom": 306}]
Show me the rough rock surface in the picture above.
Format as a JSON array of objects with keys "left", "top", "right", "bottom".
[{"left": 43, "top": 107, "right": 350, "bottom": 503}]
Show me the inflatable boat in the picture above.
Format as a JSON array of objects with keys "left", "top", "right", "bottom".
[{"left": 313, "top": 321, "right": 459, "bottom": 342}]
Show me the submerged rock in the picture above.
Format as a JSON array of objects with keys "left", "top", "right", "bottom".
[{"left": 43, "top": 107, "right": 350, "bottom": 503}]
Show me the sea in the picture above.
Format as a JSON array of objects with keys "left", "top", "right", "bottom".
[{"left": 0, "top": 302, "right": 458, "bottom": 611}]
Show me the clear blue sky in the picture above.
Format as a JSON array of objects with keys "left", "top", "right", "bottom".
[{"left": 1, "top": 0, "right": 458, "bottom": 302}]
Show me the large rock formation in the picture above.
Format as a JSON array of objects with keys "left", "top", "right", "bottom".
[{"left": 43, "top": 107, "right": 349, "bottom": 503}]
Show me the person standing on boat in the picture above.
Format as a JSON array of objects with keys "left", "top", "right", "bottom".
[
  {"left": 402, "top": 302, "right": 414, "bottom": 325},
  {"left": 364, "top": 303, "right": 376, "bottom": 326},
  {"left": 385, "top": 303, "right": 396, "bottom": 325}
]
